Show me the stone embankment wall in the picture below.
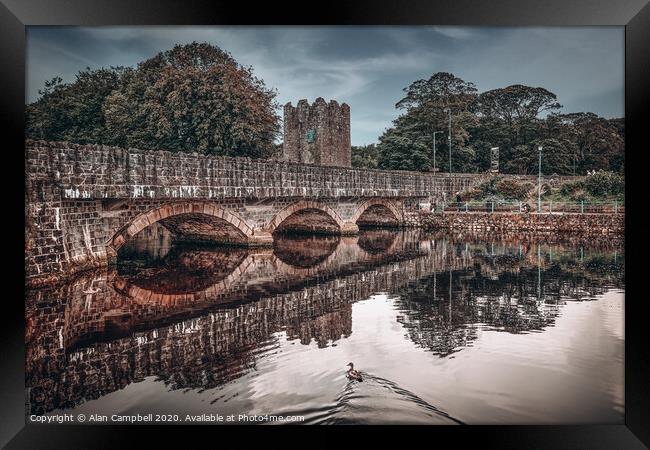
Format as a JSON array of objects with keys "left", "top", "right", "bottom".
[{"left": 414, "top": 212, "right": 624, "bottom": 235}]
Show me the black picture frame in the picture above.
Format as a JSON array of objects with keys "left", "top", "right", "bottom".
[{"left": 2, "top": 0, "right": 648, "bottom": 447}]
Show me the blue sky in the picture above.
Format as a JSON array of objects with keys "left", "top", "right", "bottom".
[{"left": 26, "top": 26, "right": 624, "bottom": 145}]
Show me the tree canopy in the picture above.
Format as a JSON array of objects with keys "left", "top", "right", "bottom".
[
  {"left": 28, "top": 54, "right": 623, "bottom": 176},
  {"left": 26, "top": 42, "right": 280, "bottom": 158},
  {"left": 351, "top": 143, "right": 379, "bottom": 169},
  {"left": 374, "top": 72, "right": 623, "bottom": 175}
]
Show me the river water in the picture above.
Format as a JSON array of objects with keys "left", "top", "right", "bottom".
[{"left": 26, "top": 229, "right": 624, "bottom": 425}]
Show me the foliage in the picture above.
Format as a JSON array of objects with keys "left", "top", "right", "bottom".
[
  {"left": 376, "top": 72, "right": 624, "bottom": 175},
  {"left": 377, "top": 72, "right": 478, "bottom": 172},
  {"left": 547, "top": 171, "right": 624, "bottom": 201},
  {"left": 26, "top": 42, "right": 280, "bottom": 158},
  {"left": 495, "top": 178, "right": 534, "bottom": 200},
  {"left": 377, "top": 126, "right": 432, "bottom": 171},
  {"left": 352, "top": 144, "right": 379, "bottom": 169},
  {"left": 559, "top": 180, "right": 585, "bottom": 197},
  {"left": 26, "top": 68, "right": 125, "bottom": 143},
  {"left": 583, "top": 171, "right": 625, "bottom": 196},
  {"left": 462, "top": 176, "right": 533, "bottom": 201},
  {"left": 542, "top": 113, "right": 624, "bottom": 174},
  {"left": 504, "top": 138, "right": 574, "bottom": 175},
  {"left": 476, "top": 85, "right": 561, "bottom": 123}
]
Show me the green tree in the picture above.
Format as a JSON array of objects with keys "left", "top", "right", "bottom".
[
  {"left": 26, "top": 68, "right": 125, "bottom": 143},
  {"left": 103, "top": 42, "right": 280, "bottom": 157},
  {"left": 377, "top": 117, "right": 432, "bottom": 171},
  {"left": 378, "top": 72, "right": 478, "bottom": 172},
  {"left": 477, "top": 85, "right": 561, "bottom": 124},
  {"left": 540, "top": 113, "right": 624, "bottom": 174},
  {"left": 352, "top": 144, "right": 379, "bottom": 169},
  {"left": 26, "top": 42, "right": 280, "bottom": 158},
  {"left": 473, "top": 85, "right": 562, "bottom": 174},
  {"left": 607, "top": 118, "right": 625, "bottom": 173},
  {"left": 505, "top": 138, "right": 573, "bottom": 175},
  {"left": 584, "top": 171, "right": 624, "bottom": 196}
]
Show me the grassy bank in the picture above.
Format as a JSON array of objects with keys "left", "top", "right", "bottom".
[{"left": 458, "top": 171, "right": 624, "bottom": 207}]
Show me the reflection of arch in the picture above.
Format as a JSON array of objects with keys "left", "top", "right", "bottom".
[
  {"left": 107, "top": 202, "right": 254, "bottom": 256},
  {"left": 119, "top": 248, "right": 250, "bottom": 295},
  {"left": 111, "top": 251, "right": 265, "bottom": 307},
  {"left": 351, "top": 199, "right": 402, "bottom": 226},
  {"left": 269, "top": 234, "right": 398, "bottom": 278},
  {"left": 111, "top": 240, "right": 350, "bottom": 308},
  {"left": 109, "top": 230, "right": 420, "bottom": 310},
  {"left": 357, "top": 230, "right": 399, "bottom": 255},
  {"left": 267, "top": 200, "right": 346, "bottom": 235},
  {"left": 273, "top": 235, "right": 340, "bottom": 268},
  {"left": 270, "top": 253, "right": 339, "bottom": 278}
]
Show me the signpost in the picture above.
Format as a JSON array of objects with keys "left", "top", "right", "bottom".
[{"left": 490, "top": 146, "right": 499, "bottom": 173}]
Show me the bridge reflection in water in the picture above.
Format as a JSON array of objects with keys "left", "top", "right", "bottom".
[{"left": 25, "top": 229, "right": 624, "bottom": 423}]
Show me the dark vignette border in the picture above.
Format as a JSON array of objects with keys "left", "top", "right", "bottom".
[{"left": 1, "top": 0, "right": 648, "bottom": 448}]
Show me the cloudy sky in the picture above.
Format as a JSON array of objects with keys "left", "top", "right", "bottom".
[{"left": 26, "top": 26, "right": 624, "bottom": 145}]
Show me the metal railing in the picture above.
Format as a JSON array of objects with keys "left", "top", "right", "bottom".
[{"left": 440, "top": 199, "right": 624, "bottom": 214}]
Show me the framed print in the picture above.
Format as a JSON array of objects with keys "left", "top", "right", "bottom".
[{"left": 1, "top": 0, "right": 648, "bottom": 447}]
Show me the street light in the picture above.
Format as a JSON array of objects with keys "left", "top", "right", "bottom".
[
  {"left": 432, "top": 130, "right": 444, "bottom": 173},
  {"left": 537, "top": 145, "right": 543, "bottom": 213},
  {"left": 443, "top": 107, "right": 452, "bottom": 176}
]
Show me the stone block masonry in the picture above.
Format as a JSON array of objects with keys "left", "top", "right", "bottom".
[
  {"left": 416, "top": 212, "right": 624, "bottom": 235},
  {"left": 25, "top": 140, "right": 484, "bottom": 286},
  {"left": 283, "top": 98, "right": 351, "bottom": 167},
  {"left": 25, "top": 140, "right": 479, "bottom": 202}
]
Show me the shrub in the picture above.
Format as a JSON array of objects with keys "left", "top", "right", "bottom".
[
  {"left": 477, "top": 176, "right": 501, "bottom": 198},
  {"left": 584, "top": 171, "right": 624, "bottom": 197},
  {"left": 560, "top": 180, "right": 585, "bottom": 197},
  {"left": 461, "top": 176, "right": 533, "bottom": 201},
  {"left": 495, "top": 178, "right": 533, "bottom": 200}
]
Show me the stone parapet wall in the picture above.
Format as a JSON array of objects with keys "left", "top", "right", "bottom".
[{"left": 26, "top": 140, "right": 482, "bottom": 202}]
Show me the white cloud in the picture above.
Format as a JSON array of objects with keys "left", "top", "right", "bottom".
[{"left": 431, "top": 26, "right": 482, "bottom": 40}]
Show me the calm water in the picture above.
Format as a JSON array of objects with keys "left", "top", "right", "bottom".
[{"left": 26, "top": 229, "right": 624, "bottom": 424}]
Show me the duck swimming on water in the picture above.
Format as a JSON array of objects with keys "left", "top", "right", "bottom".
[{"left": 346, "top": 362, "right": 363, "bottom": 382}]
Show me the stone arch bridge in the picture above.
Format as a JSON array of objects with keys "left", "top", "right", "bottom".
[{"left": 26, "top": 140, "right": 484, "bottom": 285}]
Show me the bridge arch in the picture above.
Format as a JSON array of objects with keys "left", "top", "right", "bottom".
[
  {"left": 266, "top": 200, "right": 347, "bottom": 236},
  {"left": 107, "top": 202, "right": 255, "bottom": 257},
  {"left": 351, "top": 199, "right": 402, "bottom": 227}
]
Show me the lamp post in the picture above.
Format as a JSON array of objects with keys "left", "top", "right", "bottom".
[
  {"left": 432, "top": 130, "right": 443, "bottom": 173},
  {"left": 537, "top": 145, "right": 543, "bottom": 213},
  {"left": 444, "top": 108, "right": 452, "bottom": 176}
]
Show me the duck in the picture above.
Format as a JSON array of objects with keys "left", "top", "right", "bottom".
[{"left": 346, "top": 362, "right": 363, "bottom": 382}]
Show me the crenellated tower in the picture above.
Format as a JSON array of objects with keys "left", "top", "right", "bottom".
[{"left": 282, "top": 97, "right": 351, "bottom": 167}]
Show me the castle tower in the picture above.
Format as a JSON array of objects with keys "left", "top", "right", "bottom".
[{"left": 282, "top": 98, "right": 351, "bottom": 167}]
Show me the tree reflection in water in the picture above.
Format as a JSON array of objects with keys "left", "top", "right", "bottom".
[{"left": 25, "top": 230, "right": 624, "bottom": 417}]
